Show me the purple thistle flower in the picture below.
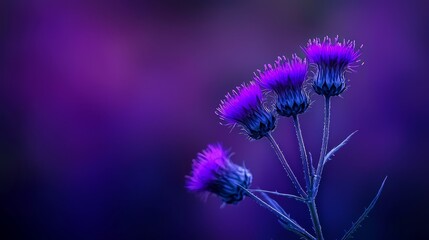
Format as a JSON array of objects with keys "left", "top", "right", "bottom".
[
  {"left": 304, "top": 36, "right": 362, "bottom": 97},
  {"left": 216, "top": 82, "right": 276, "bottom": 139},
  {"left": 186, "top": 143, "right": 252, "bottom": 204},
  {"left": 255, "top": 55, "right": 310, "bottom": 117}
]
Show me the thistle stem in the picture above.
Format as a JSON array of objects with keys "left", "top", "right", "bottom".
[
  {"left": 307, "top": 199, "right": 324, "bottom": 240},
  {"left": 248, "top": 189, "right": 306, "bottom": 202},
  {"left": 292, "top": 115, "right": 312, "bottom": 193},
  {"left": 266, "top": 133, "right": 307, "bottom": 198},
  {"left": 313, "top": 96, "right": 331, "bottom": 197},
  {"left": 241, "top": 186, "right": 316, "bottom": 240},
  {"left": 292, "top": 115, "right": 324, "bottom": 240}
]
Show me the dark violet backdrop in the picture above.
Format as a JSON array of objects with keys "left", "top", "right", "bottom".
[{"left": 1, "top": 0, "right": 428, "bottom": 239}]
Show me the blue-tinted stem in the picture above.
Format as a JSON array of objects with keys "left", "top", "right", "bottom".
[
  {"left": 241, "top": 187, "right": 316, "bottom": 240},
  {"left": 266, "top": 133, "right": 307, "bottom": 198},
  {"left": 292, "top": 115, "right": 312, "bottom": 193},
  {"left": 307, "top": 199, "right": 324, "bottom": 240},
  {"left": 292, "top": 115, "right": 324, "bottom": 239},
  {"left": 313, "top": 96, "right": 331, "bottom": 197}
]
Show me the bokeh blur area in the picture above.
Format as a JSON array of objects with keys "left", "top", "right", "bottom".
[{"left": 1, "top": 0, "right": 428, "bottom": 239}]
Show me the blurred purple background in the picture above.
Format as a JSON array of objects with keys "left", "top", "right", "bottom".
[{"left": 1, "top": 0, "right": 428, "bottom": 239}]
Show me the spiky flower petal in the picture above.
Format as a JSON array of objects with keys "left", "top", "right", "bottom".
[
  {"left": 304, "top": 36, "right": 362, "bottom": 97},
  {"left": 255, "top": 55, "right": 310, "bottom": 117},
  {"left": 216, "top": 82, "right": 276, "bottom": 139},
  {"left": 186, "top": 144, "right": 252, "bottom": 204}
]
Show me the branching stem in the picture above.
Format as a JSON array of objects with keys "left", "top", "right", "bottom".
[{"left": 293, "top": 114, "right": 324, "bottom": 240}]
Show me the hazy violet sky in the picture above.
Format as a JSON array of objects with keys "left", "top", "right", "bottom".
[{"left": 1, "top": 0, "right": 428, "bottom": 239}]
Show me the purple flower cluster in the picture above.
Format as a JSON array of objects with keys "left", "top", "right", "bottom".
[
  {"left": 305, "top": 36, "right": 362, "bottom": 97},
  {"left": 214, "top": 36, "right": 362, "bottom": 138},
  {"left": 255, "top": 55, "right": 309, "bottom": 117},
  {"left": 186, "top": 143, "right": 252, "bottom": 204},
  {"left": 186, "top": 37, "right": 378, "bottom": 240},
  {"left": 216, "top": 82, "right": 276, "bottom": 140}
]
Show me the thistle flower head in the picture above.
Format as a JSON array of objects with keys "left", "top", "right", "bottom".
[
  {"left": 304, "top": 36, "right": 362, "bottom": 97},
  {"left": 255, "top": 55, "right": 310, "bottom": 117},
  {"left": 216, "top": 82, "right": 276, "bottom": 139},
  {"left": 186, "top": 143, "right": 252, "bottom": 204}
]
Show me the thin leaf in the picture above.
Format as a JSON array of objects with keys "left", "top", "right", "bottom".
[
  {"left": 260, "top": 192, "right": 311, "bottom": 240},
  {"left": 324, "top": 130, "right": 358, "bottom": 165},
  {"left": 240, "top": 186, "right": 316, "bottom": 240},
  {"left": 260, "top": 192, "right": 288, "bottom": 216},
  {"left": 248, "top": 189, "right": 306, "bottom": 202},
  {"left": 341, "top": 176, "right": 387, "bottom": 240}
]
